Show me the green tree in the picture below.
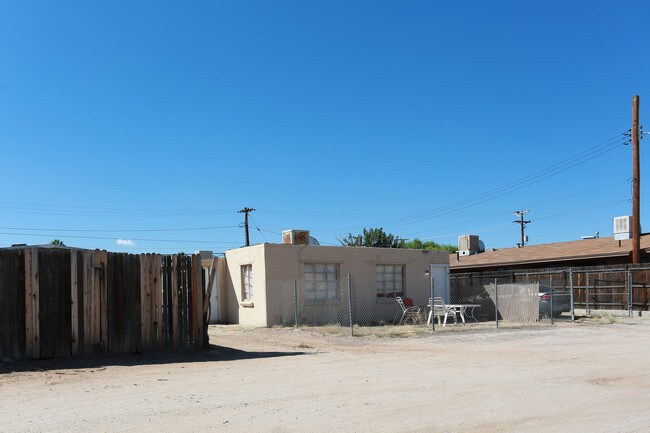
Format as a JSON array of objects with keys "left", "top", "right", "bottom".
[
  {"left": 340, "top": 228, "right": 406, "bottom": 248},
  {"left": 50, "top": 239, "right": 66, "bottom": 246},
  {"left": 403, "top": 238, "right": 457, "bottom": 253}
]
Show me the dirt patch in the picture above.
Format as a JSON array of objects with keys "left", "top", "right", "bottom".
[{"left": 2, "top": 318, "right": 650, "bottom": 432}]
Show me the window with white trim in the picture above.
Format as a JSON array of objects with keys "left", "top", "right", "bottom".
[
  {"left": 304, "top": 263, "right": 338, "bottom": 302},
  {"left": 241, "top": 265, "right": 253, "bottom": 301},
  {"left": 376, "top": 265, "right": 405, "bottom": 298}
]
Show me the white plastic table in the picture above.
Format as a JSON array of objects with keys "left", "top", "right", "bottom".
[{"left": 427, "top": 304, "right": 481, "bottom": 325}]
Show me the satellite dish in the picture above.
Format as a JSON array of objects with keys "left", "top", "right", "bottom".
[{"left": 309, "top": 236, "right": 320, "bottom": 245}]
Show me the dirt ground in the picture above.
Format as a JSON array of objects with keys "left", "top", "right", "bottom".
[{"left": 2, "top": 317, "right": 650, "bottom": 433}]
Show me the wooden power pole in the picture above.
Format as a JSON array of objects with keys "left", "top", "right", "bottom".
[
  {"left": 238, "top": 207, "right": 255, "bottom": 247},
  {"left": 632, "top": 96, "right": 641, "bottom": 264},
  {"left": 513, "top": 210, "right": 531, "bottom": 247}
]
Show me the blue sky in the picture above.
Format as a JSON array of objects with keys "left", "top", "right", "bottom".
[{"left": 1, "top": 1, "right": 648, "bottom": 255}]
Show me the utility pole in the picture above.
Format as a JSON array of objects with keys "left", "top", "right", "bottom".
[
  {"left": 513, "top": 210, "right": 531, "bottom": 247},
  {"left": 238, "top": 207, "right": 255, "bottom": 247},
  {"left": 632, "top": 95, "right": 641, "bottom": 264}
]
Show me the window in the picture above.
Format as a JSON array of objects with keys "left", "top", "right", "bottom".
[
  {"left": 376, "top": 265, "right": 404, "bottom": 298},
  {"left": 304, "top": 263, "right": 338, "bottom": 302},
  {"left": 241, "top": 265, "right": 253, "bottom": 301}
]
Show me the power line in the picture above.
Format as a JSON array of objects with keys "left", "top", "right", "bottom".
[
  {"left": 0, "top": 225, "right": 240, "bottom": 233},
  {"left": 401, "top": 179, "right": 629, "bottom": 239},
  {"left": 365, "top": 135, "right": 627, "bottom": 229},
  {"left": 248, "top": 216, "right": 268, "bottom": 243},
  {"left": 0, "top": 232, "right": 241, "bottom": 244},
  {"left": 418, "top": 198, "right": 629, "bottom": 242},
  {"left": 259, "top": 132, "right": 628, "bottom": 235},
  {"left": 0, "top": 201, "right": 235, "bottom": 214}
]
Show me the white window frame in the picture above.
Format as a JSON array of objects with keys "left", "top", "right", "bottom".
[
  {"left": 241, "top": 265, "right": 253, "bottom": 301},
  {"left": 304, "top": 263, "right": 338, "bottom": 302},
  {"left": 376, "top": 265, "right": 405, "bottom": 298}
]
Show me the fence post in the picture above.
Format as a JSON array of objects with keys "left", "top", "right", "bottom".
[
  {"left": 550, "top": 274, "right": 554, "bottom": 325},
  {"left": 569, "top": 268, "right": 575, "bottom": 322},
  {"left": 586, "top": 273, "right": 590, "bottom": 316},
  {"left": 347, "top": 274, "right": 353, "bottom": 336},
  {"left": 294, "top": 279, "right": 299, "bottom": 329},
  {"left": 627, "top": 268, "right": 633, "bottom": 318},
  {"left": 495, "top": 278, "right": 499, "bottom": 329}
]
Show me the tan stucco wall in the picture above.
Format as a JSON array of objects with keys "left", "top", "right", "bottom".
[
  {"left": 225, "top": 243, "right": 449, "bottom": 327},
  {"left": 223, "top": 244, "right": 268, "bottom": 327}
]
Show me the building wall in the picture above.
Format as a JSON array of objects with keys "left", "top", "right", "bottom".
[
  {"left": 223, "top": 244, "right": 268, "bottom": 327},
  {"left": 225, "top": 244, "right": 449, "bottom": 326}
]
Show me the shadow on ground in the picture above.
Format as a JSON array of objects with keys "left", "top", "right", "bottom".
[{"left": 0, "top": 344, "right": 306, "bottom": 374}]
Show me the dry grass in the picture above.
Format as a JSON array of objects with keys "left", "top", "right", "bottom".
[
  {"left": 268, "top": 312, "right": 640, "bottom": 339},
  {"left": 296, "top": 319, "right": 570, "bottom": 338}
]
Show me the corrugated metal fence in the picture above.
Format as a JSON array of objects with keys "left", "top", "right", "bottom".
[{"left": 0, "top": 248, "right": 213, "bottom": 360}]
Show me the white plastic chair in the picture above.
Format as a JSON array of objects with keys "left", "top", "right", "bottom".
[{"left": 427, "top": 297, "right": 451, "bottom": 326}]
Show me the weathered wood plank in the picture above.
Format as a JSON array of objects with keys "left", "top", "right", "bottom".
[
  {"left": 59, "top": 249, "right": 72, "bottom": 358},
  {"left": 37, "top": 249, "right": 52, "bottom": 359},
  {"left": 13, "top": 249, "right": 26, "bottom": 360},
  {"left": 140, "top": 254, "right": 151, "bottom": 351},
  {"left": 83, "top": 250, "right": 94, "bottom": 354},
  {"left": 75, "top": 251, "right": 85, "bottom": 356},
  {"left": 191, "top": 255, "right": 197, "bottom": 346},
  {"left": 99, "top": 250, "right": 108, "bottom": 352},
  {"left": 36, "top": 249, "right": 70, "bottom": 359},
  {"left": 0, "top": 251, "right": 8, "bottom": 359},
  {"left": 106, "top": 252, "right": 116, "bottom": 353},
  {"left": 195, "top": 255, "right": 204, "bottom": 348},
  {"left": 152, "top": 254, "right": 161, "bottom": 347},
  {"left": 182, "top": 256, "right": 190, "bottom": 347},
  {"left": 92, "top": 250, "right": 102, "bottom": 351},
  {"left": 146, "top": 253, "right": 154, "bottom": 350},
  {"left": 24, "top": 249, "right": 34, "bottom": 358},
  {"left": 171, "top": 255, "right": 179, "bottom": 347},
  {"left": 118, "top": 253, "right": 128, "bottom": 353},
  {"left": 31, "top": 248, "right": 40, "bottom": 359},
  {"left": 164, "top": 255, "right": 172, "bottom": 345},
  {"left": 131, "top": 253, "right": 142, "bottom": 353},
  {"left": 71, "top": 251, "right": 79, "bottom": 355}
]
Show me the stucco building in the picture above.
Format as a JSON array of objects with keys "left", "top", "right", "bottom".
[{"left": 220, "top": 241, "right": 450, "bottom": 327}]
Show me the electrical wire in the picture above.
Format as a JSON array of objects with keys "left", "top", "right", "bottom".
[
  {"left": 0, "top": 225, "right": 240, "bottom": 233},
  {"left": 401, "top": 178, "right": 630, "bottom": 239},
  {"left": 274, "top": 132, "right": 628, "bottom": 234},
  {"left": 0, "top": 232, "right": 241, "bottom": 244},
  {"left": 418, "top": 198, "right": 629, "bottom": 242},
  {"left": 248, "top": 216, "right": 268, "bottom": 243}
]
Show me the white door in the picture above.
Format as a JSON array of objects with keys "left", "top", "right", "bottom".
[{"left": 429, "top": 264, "right": 450, "bottom": 303}]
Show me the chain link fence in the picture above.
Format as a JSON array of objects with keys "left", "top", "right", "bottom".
[
  {"left": 266, "top": 275, "right": 433, "bottom": 336},
  {"left": 447, "top": 273, "right": 569, "bottom": 325},
  {"left": 263, "top": 265, "right": 650, "bottom": 336}
]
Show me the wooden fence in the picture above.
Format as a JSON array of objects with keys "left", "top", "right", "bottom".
[
  {"left": 0, "top": 248, "right": 214, "bottom": 360},
  {"left": 450, "top": 264, "right": 650, "bottom": 314}
]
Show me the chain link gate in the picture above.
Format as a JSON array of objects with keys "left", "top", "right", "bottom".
[
  {"left": 583, "top": 269, "right": 630, "bottom": 317},
  {"left": 517, "top": 269, "right": 573, "bottom": 323}
]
